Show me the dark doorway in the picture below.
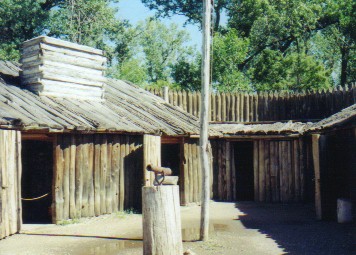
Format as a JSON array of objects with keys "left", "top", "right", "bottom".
[
  {"left": 321, "top": 129, "right": 355, "bottom": 220},
  {"left": 234, "top": 142, "right": 254, "bottom": 201},
  {"left": 22, "top": 140, "right": 53, "bottom": 223},
  {"left": 161, "top": 143, "right": 181, "bottom": 177}
]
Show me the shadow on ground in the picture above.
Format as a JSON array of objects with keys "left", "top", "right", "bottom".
[{"left": 235, "top": 202, "right": 355, "bottom": 255}]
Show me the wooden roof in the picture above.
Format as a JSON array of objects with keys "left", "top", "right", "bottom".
[
  {"left": 308, "top": 104, "right": 356, "bottom": 132},
  {"left": 0, "top": 61, "right": 20, "bottom": 77},
  {"left": 1, "top": 60, "right": 353, "bottom": 137},
  {"left": 211, "top": 104, "right": 355, "bottom": 136},
  {"left": 0, "top": 63, "right": 211, "bottom": 136},
  {"left": 211, "top": 121, "right": 308, "bottom": 136}
]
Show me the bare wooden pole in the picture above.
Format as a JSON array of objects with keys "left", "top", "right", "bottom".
[{"left": 200, "top": 0, "right": 212, "bottom": 241}]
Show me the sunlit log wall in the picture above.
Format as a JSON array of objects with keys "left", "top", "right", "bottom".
[
  {"left": 0, "top": 130, "right": 22, "bottom": 240},
  {"left": 53, "top": 134, "right": 142, "bottom": 223},
  {"left": 181, "top": 139, "right": 213, "bottom": 205},
  {"left": 211, "top": 138, "right": 313, "bottom": 203}
]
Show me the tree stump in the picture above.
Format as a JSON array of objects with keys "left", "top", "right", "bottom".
[{"left": 142, "top": 185, "right": 183, "bottom": 255}]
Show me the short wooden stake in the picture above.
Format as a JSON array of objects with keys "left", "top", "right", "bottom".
[{"left": 142, "top": 185, "right": 183, "bottom": 255}]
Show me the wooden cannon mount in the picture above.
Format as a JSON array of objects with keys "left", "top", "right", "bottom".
[{"left": 146, "top": 164, "right": 178, "bottom": 186}]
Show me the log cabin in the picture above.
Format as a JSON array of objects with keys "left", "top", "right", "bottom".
[
  {"left": 0, "top": 36, "right": 220, "bottom": 239},
  {"left": 210, "top": 104, "right": 356, "bottom": 220},
  {"left": 0, "top": 36, "right": 355, "bottom": 240}
]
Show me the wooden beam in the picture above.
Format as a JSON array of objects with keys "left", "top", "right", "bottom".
[
  {"left": 312, "top": 134, "right": 322, "bottom": 220},
  {"left": 21, "top": 133, "right": 54, "bottom": 141}
]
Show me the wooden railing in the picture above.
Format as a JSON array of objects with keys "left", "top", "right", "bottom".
[{"left": 147, "top": 83, "right": 356, "bottom": 122}]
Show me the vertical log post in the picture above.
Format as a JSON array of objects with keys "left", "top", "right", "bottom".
[
  {"left": 163, "top": 86, "right": 169, "bottom": 103},
  {"left": 142, "top": 185, "right": 183, "bottom": 255},
  {"left": 312, "top": 134, "right": 322, "bottom": 220},
  {"left": 200, "top": 0, "right": 212, "bottom": 241}
]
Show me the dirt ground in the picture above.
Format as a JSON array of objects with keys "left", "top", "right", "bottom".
[{"left": 0, "top": 202, "right": 354, "bottom": 255}]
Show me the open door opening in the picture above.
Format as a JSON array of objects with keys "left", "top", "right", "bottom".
[
  {"left": 234, "top": 142, "right": 254, "bottom": 201},
  {"left": 22, "top": 140, "right": 53, "bottom": 224},
  {"left": 161, "top": 143, "right": 181, "bottom": 178}
]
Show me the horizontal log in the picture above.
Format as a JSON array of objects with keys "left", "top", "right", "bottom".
[
  {"left": 21, "top": 44, "right": 40, "bottom": 55},
  {"left": 40, "top": 79, "right": 103, "bottom": 94},
  {"left": 21, "top": 59, "right": 103, "bottom": 77},
  {"left": 22, "top": 52, "right": 106, "bottom": 71},
  {"left": 21, "top": 67, "right": 107, "bottom": 84},
  {"left": 23, "top": 36, "right": 104, "bottom": 55},
  {"left": 42, "top": 66, "right": 106, "bottom": 83},
  {"left": 43, "top": 52, "right": 105, "bottom": 70},
  {"left": 40, "top": 43, "right": 106, "bottom": 62},
  {"left": 146, "top": 165, "right": 172, "bottom": 176}
]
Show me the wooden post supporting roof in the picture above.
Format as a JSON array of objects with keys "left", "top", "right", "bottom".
[
  {"left": 312, "top": 134, "right": 322, "bottom": 220},
  {"left": 143, "top": 135, "right": 161, "bottom": 186}
]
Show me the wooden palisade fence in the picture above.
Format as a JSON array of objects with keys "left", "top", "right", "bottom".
[{"left": 148, "top": 83, "right": 356, "bottom": 122}]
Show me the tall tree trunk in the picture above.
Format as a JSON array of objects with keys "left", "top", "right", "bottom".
[{"left": 340, "top": 45, "right": 349, "bottom": 86}]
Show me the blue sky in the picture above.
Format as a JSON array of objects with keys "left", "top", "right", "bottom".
[{"left": 117, "top": 0, "right": 203, "bottom": 49}]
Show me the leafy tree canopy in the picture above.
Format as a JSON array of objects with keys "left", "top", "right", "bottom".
[{"left": 141, "top": 0, "right": 229, "bottom": 30}]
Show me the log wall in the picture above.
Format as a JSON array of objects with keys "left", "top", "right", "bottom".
[
  {"left": 148, "top": 84, "right": 356, "bottom": 122},
  {"left": 0, "top": 130, "right": 22, "bottom": 239},
  {"left": 53, "top": 134, "right": 142, "bottom": 223},
  {"left": 181, "top": 139, "right": 213, "bottom": 205},
  {"left": 211, "top": 138, "right": 308, "bottom": 203}
]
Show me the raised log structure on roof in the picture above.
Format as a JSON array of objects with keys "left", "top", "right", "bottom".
[{"left": 20, "top": 36, "right": 106, "bottom": 101}]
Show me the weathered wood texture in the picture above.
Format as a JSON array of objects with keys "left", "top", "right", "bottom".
[
  {"left": 312, "top": 134, "right": 322, "bottom": 220},
  {"left": 148, "top": 85, "right": 356, "bottom": 122},
  {"left": 20, "top": 36, "right": 106, "bottom": 100},
  {"left": 0, "top": 78, "right": 206, "bottom": 137},
  {"left": 143, "top": 135, "right": 161, "bottom": 187},
  {"left": 211, "top": 139, "right": 306, "bottom": 202},
  {"left": 142, "top": 186, "right": 183, "bottom": 255},
  {"left": 0, "top": 130, "right": 22, "bottom": 239},
  {"left": 182, "top": 139, "right": 213, "bottom": 205},
  {"left": 53, "top": 134, "right": 142, "bottom": 223}
]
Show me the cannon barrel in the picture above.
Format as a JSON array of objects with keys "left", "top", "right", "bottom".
[{"left": 146, "top": 164, "right": 172, "bottom": 176}]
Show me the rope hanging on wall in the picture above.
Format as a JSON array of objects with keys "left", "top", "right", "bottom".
[{"left": 21, "top": 192, "right": 51, "bottom": 201}]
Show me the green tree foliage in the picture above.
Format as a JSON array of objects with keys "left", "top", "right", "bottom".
[
  {"left": 171, "top": 55, "right": 201, "bottom": 91},
  {"left": 136, "top": 19, "right": 192, "bottom": 84},
  {"left": 49, "top": 0, "right": 125, "bottom": 62},
  {"left": 249, "top": 49, "right": 330, "bottom": 91},
  {"left": 108, "top": 18, "right": 195, "bottom": 88},
  {"left": 110, "top": 59, "right": 148, "bottom": 85},
  {"left": 0, "top": 0, "right": 58, "bottom": 60},
  {"left": 212, "top": 29, "right": 251, "bottom": 91},
  {"left": 141, "top": 0, "right": 229, "bottom": 30},
  {"left": 226, "top": 0, "right": 355, "bottom": 88}
]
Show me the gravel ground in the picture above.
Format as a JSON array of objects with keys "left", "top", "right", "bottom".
[{"left": 0, "top": 202, "right": 354, "bottom": 255}]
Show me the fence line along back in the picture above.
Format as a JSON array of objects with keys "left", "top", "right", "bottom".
[{"left": 147, "top": 84, "right": 356, "bottom": 122}]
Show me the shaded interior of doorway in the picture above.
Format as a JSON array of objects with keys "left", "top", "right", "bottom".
[
  {"left": 234, "top": 142, "right": 254, "bottom": 201},
  {"left": 161, "top": 143, "right": 181, "bottom": 182},
  {"left": 22, "top": 140, "right": 53, "bottom": 223}
]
